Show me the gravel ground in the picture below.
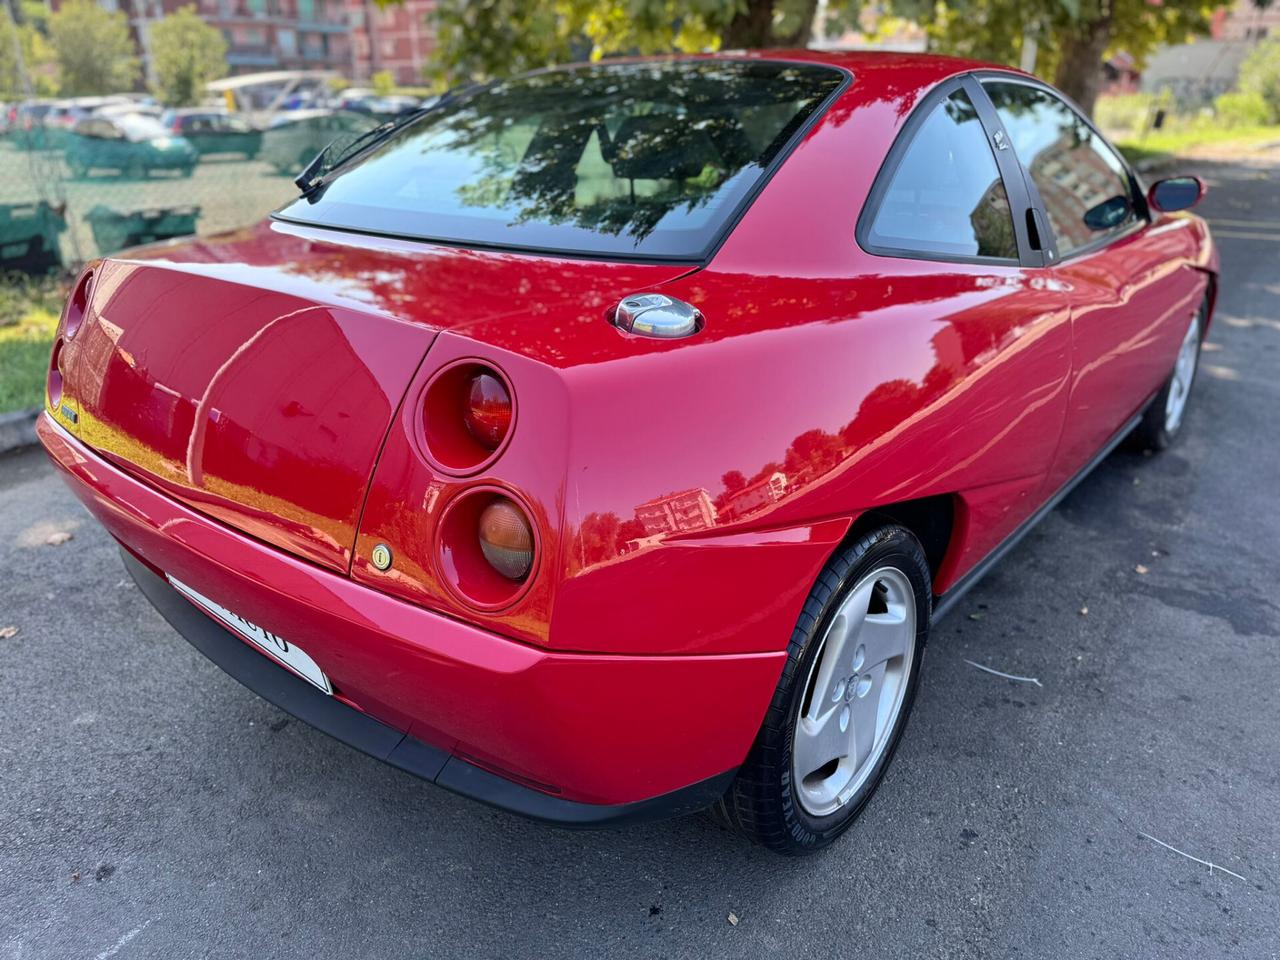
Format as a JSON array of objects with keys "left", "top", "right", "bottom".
[{"left": 1, "top": 153, "right": 1278, "bottom": 960}]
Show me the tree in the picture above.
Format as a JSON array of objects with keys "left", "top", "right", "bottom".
[
  {"left": 1, "top": 0, "right": 57, "bottom": 98},
  {"left": 149, "top": 6, "right": 227, "bottom": 106},
  {"left": 391, "top": 0, "right": 1229, "bottom": 117},
  {"left": 48, "top": 0, "right": 139, "bottom": 96},
  {"left": 1238, "top": 36, "right": 1280, "bottom": 121},
  {"left": 371, "top": 69, "right": 396, "bottom": 95},
  {"left": 418, "top": 0, "right": 745, "bottom": 83},
  {"left": 891, "top": 0, "right": 1231, "bottom": 117}
]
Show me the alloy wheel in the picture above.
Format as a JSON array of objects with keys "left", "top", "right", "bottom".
[
  {"left": 1164, "top": 311, "right": 1202, "bottom": 435},
  {"left": 792, "top": 565, "right": 917, "bottom": 818}
]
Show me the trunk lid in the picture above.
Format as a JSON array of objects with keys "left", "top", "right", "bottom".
[{"left": 67, "top": 220, "right": 692, "bottom": 571}]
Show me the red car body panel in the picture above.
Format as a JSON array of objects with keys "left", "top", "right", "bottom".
[
  {"left": 41, "top": 51, "right": 1218, "bottom": 812},
  {"left": 39, "top": 417, "right": 786, "bottom": 804}
]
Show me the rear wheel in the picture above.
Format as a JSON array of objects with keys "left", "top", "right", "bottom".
[
  {"left": 713, "top": 525, "right": 930, "bottom": 854},
  {"left": 1135, "top": 301, "right": 1204, "bottom": 451}
]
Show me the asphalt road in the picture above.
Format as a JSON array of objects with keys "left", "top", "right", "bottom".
[{"left": 2, "top": 153, "right": 1279, "bottom": 960}]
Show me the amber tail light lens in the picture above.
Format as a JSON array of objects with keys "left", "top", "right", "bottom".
[
  {"left": 463, "top": 372, "right": 512, "bottom": 449},
  {"left": 478, "top": 496, "right": 534, "bottom": 581}
]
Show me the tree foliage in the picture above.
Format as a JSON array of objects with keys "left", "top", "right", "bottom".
[
  {"left": 390, "top": 0, "right": 1229, "bottom": 117},
  {"left": 150, "top": 5, "right": 227, "bottom": 106},
  {"left": 1, "top": 1, "right": 58, "bottom": 98},
  {"left": 890, "top": 0, "right": 1227, "bottom": 116},
  {"left": 413, "top": 0, "right": 836, "bottom": 84},
  {"left": 48, "top": 0, "right": 139, "bottom": 96},
  {"left": 1238, "top": 36, "right": 1280, "bottom": 122}
]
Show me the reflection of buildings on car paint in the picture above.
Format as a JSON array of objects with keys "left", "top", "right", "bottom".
[
  {"left": 635, "top": 487, "right": 718, "bottom": 537},
  {"left": 719, "top": 471, "right": 789, "bottom": 522}
]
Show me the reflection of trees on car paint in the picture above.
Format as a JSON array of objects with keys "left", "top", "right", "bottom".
[{"left": 565, "top": 322, "right": 970, "bottom": 570}]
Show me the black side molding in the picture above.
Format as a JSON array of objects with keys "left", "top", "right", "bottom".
[{"left": 122, "top": 550, "right": 735, "bottom": 828}]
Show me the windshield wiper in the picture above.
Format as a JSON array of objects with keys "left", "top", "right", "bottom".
[
  {"left": 294, "top": 82, "right": 490, "bottom": 198},
  {"left": 294, "top": 108, "right": 427, "bottom": 196}
]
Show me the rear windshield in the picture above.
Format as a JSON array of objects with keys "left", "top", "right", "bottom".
[{"left": 275, "top": 60, "right": 845, "bottom": 260}]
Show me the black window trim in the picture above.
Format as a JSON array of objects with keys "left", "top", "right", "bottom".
[
  {"left": 974, "top": 71, "right": 1151, "bottom": 266},
  {"left": 855, "top": 73, "right": 1039, "bottom": 269},
  {"left": 270, "top": 57, "right": 853, "bottom": 268}
]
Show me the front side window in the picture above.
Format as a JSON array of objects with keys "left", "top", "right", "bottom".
[
  {"left": 984, "top": 81, "right": 1138, "bottom": 256},
  {"left": 864, "top": 89, "right": 1018, "bottom": 261},
  {"left": 276, "top": 60, "right": 845, "bottom": 259}
]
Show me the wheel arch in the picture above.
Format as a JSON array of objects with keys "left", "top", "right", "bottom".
[{"left": 840, "top": 494, "right": 958, "bottom": 593}]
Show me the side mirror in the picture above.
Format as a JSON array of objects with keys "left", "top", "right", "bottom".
[
  {"left": 1083, "top": 195, "right": 1133, "bottom": 232},
  {"left": 1147, "top": 176, "right": 1204, "bottom": 213}
]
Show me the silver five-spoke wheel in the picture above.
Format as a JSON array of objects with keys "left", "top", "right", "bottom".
[
  {"left": 792, "top": 565, "right": 917, "bottom": 817},
  {"left": 1163, "top": 311, "right": 1201, "bottom": 435}
]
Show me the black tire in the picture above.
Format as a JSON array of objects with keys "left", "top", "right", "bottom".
[
  {"left": 1133, "top": 299, "right": 1206, "bottom": 452},
  {"left": 712, "top": 524, "right": 931, "bottom": 854}
]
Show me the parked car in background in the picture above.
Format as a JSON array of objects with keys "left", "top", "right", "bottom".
[
  {"left": 41, "top": 53, "right": 1217, "bottom": 855},
  {"left": 161, "top": 109, "right": 262, "bottom": 160},
  {"left": 259, "top": 108, "right": 379, "bottom": 176},
  {"left": 346, "top": 94, "right": 423, "bottom": 117},
  {"left": 65, "top": 114, "right": 198, "bottom": 179}
]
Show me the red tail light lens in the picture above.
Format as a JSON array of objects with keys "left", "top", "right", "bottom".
[
  {"left": 62, "top": 267, "right": 93, "bottom": 340},
  {"left": 47, "top": 338, "right": 65, "bottom": 409},
  {"left": 463, "top": 372, "right": 512, "bottom": 449},
  {"left": 478, "top": 496, "right": 534, "bottom": 581},
  {"left": 420, "top": 360, "right": 515, "bottom": 475}
]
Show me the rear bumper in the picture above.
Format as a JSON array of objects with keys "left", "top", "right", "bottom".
[{"left": 39, "top": 414, "right": 783, "bottom": 821}]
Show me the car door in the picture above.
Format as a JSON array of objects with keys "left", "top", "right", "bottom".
[
  {"left": 186, "top": 116, "right": 211, "bottom": 153},
  {"left": 854, "top": 77, "right": 1075, "bottom": 582},
  {"left": 980, "top": 78, "right": 1209, "bottom": 493}
]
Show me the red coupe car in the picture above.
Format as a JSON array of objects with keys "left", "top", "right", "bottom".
[{"left": 39, "top": 52, "right": 1216, "bottom": 854}]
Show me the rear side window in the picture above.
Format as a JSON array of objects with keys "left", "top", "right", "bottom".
[
  {"left": 863, "top": 88, "right": 1018, "bottom": 261},
  {"left": 276, "top": 60, "right": 845, "bottom": 260},
  {"left": 983, "top": 82, "right": 1137, "bottom": 256}
]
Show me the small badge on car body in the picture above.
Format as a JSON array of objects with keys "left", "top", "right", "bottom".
[{"left": 371, "top": 543, "right": 393, "bottom": 571}]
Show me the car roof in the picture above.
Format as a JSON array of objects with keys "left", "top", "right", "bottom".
[{"left": 560, "top": 50, "right": 1024, "bottom": 99}]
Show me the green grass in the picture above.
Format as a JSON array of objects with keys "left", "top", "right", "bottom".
[
  {"left": 0, "top": 275, "right": 67, "bottom": 415},
  {"left": 1115, "top": 124, "right": 1280, "bottom": 167}
]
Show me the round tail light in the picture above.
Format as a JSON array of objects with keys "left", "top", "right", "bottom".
[
  {"left": 419, "top": 360, "right": 515, "bottom": 475},
  {"left": 478, "top": 496, "right": 534, "bottom": 581},
  {"left": 463, "top": 371, "right": 512, "bottom": 449},
  {"left": 63, "top": 267, "right": 94, "bottom": 340}
]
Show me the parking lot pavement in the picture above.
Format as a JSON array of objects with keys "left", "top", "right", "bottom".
[{"left": 2, "top": 154, "right": 1279, "bottom": 960}]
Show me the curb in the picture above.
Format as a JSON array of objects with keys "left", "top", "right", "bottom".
[{"left": 0, "top": 407, "right": 41, "bottom": 455}]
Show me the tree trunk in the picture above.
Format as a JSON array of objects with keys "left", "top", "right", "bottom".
[
  {"left": 723, "top": 0, "right": 774, "bottom": 48},
  {"left": 1052, "top": 12, "right": 1113, "bottom": 119},
  {"left": 775, "top": 0, "right": 820, "bottom": 46}
]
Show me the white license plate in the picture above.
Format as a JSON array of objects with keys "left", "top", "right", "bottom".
[{"left": 168, "top": 577, "right": 332, "bottom": 695}]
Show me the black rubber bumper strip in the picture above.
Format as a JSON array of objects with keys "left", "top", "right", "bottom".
[{"left": 122, "top": 550, "right": 735, "bottom": 827}]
